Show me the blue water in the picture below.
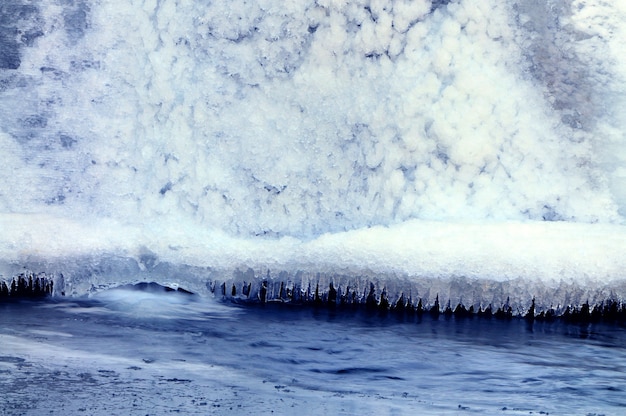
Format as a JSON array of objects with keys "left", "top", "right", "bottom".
[{"left": 1, "top": 292, "right": 625, "bottom": 415}]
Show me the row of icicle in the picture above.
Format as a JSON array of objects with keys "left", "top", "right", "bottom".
[
  {"left": 3, "top": 271, "right": 626, "bottom": 323},
  {"left": 218, "top": 279, "right": 626, "bottom": 323},
  {"left": 0, "top": 272, "right": 54, "bottom": 299}
]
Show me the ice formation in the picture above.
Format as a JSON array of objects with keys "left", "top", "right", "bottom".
[{"left": 1, "top": 0, "right": 626, "bottom": 316}]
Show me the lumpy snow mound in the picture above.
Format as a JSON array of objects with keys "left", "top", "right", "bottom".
[{"left": 1, "top": 1, "right": 626, "bottom": 315}]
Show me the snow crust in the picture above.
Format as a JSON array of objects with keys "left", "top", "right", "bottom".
[
  {"left": 3, "top": 214, "right": 626, "bottom": 284},
  {"left": 1, "top": 0, "right": 626, "bottom": 308}
]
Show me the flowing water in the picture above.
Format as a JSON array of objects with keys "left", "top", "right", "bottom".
[{"left": 1, "top": 290, "right": 625, "bottom": 415}]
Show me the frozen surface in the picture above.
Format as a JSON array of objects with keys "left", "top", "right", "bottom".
[
  {"left": 1, "top": 295, "right": 626, "bottom": 415},
  {"left": 1, "top": 0, "right": 626, "bottom": 308}
]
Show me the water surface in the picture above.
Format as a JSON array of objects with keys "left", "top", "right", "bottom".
[{"left": 1, "top": 292, "right": 625, "bottom": 415}]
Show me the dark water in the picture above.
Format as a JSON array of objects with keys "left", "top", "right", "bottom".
[{"left": 1, "top": 290, "right": 625, "bottom": 415}]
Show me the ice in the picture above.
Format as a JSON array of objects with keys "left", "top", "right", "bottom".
[
  {"left": 2, "top": 214, "right": 625, "bottom": 314},
  {"left": 1, "top": 1, "right": 626, "bottom": 314}
]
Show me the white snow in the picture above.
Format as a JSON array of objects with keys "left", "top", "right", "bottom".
[{"left": 1, "top": 0, "right": 625, "bottom": 306}]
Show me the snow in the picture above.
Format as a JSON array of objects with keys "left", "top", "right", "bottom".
[{"left": 1, "top": 0, "right": 626, "bottom": 310}]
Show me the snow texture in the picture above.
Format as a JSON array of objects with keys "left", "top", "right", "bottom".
[{"left": 1, "top": 0, "right": 626, "bottom": 312}]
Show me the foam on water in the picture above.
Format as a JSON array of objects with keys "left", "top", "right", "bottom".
[{"left": 1, "top": 0, "right": 626, "bottom": 313}]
